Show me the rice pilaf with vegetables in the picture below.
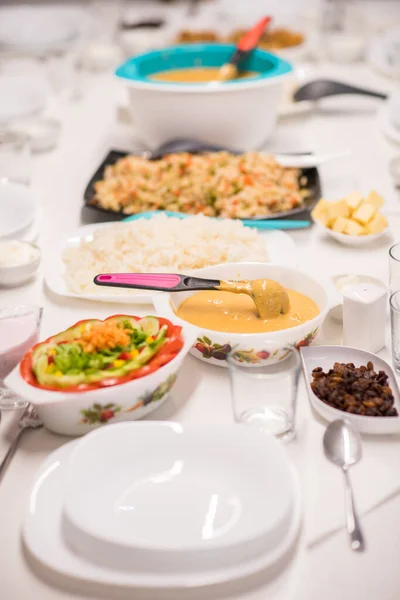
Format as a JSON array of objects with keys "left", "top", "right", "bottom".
[{"left": 93, "top": 151, "right": 307, "bottom": 218}]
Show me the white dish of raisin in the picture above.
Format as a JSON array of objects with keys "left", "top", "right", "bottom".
[{"left": 300, "top": 345, "right": 400, "bottom": 435}]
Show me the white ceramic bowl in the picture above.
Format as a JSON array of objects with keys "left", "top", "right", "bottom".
[
  {"left": 316, "top": 222, "right": 390, "bottom": 247},
  {"left": 300, "top": 345, "right": 400, "bottom": 435},
  {"left": 330, "top": 273, "right": 387, "bottom": 324},
  {"left": 115, "top": 44, "right": 292, "bottom": 149},
  {"left": 0, "top": 241, "right": 41, "bottom": 286},
  {"left": 5, "top": 322, "right": 197, "bottom": 436},
  {"left": 153, "top": 262, "right": 340, "bottom": 368}
]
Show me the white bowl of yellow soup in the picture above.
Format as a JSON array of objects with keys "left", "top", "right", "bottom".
[
  {"left": 153, "top": 263, "right": 340, "bottom": 367},
  {"left": 115, "top": 44, "right": 292, "bottom": 149}
]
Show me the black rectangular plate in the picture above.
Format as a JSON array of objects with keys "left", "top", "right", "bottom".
[{"left": 84, "top": 143, "right": 321, "bottom": 223}]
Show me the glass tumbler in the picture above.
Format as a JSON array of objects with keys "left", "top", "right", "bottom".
[
  {"left": 0, "top": 305, "right": 43, "bottom": 409},
  {"left": 390, "top": 291, "right": 400, "bottom": 374},
  {"left": 228, "top": 350, "right": 301, "bottom": 442},
  {"left": 390, "top": 243, "right": 400, "bottom": 293},
  {"left": 0, "top": 131, "right": 31, "bottom": 184}
]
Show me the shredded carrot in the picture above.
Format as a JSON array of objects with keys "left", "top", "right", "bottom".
[{"left": 78, "top": 322, "right": 131, "bottom": 353}]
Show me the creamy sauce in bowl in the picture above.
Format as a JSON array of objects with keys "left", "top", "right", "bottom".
[
  {"left": 176, "top": 289, "right": 319, "bottom": 334},
  {"left": 150, "top": 67, "right": 258, "bottom": 83}
]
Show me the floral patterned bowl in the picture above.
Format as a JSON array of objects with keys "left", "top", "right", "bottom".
[
  {"left": 153, "top": 263, "right": 341, "bottom": 368},
  {"left": 4, "top": 322, "right": 197, "bottom": 436}
]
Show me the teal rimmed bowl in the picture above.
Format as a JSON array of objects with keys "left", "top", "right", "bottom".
[{"left": 115, "top": 44, "right": 292, "bottom": 148}]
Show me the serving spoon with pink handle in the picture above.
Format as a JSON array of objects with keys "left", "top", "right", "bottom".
[
  {"left": 94, "top": 273, "right": 290, "bottom": 320},
  {"left": 94, "top": 273, "right": 223, "bottom": 292}
]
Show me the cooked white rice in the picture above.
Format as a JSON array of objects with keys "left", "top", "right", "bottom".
[{"left": 63, "top": 214, "right": 268, "bottom": 295}]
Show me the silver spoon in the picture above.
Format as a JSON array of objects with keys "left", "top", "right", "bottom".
[{"left": 323, "top": 419, "right": 365, "bottom": 552}]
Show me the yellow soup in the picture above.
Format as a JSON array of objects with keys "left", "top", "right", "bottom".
[
  {"left": 175, "top": 289, "right": 319, "bottom": 334},
  {"left": 150, "top": 67, "right": 259, "bottom": 83}
]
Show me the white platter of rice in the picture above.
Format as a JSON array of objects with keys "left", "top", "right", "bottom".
[{"left": 44, "top": 215, "right": 298, "bottom": 304}]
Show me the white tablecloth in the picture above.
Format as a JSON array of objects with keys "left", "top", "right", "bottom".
[{"left": 1, "top": 33, "right": 400, "bottom": 600}]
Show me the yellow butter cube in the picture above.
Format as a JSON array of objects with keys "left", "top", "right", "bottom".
[
  {"left": 332, "top": 217, "right": 351, "bottom": 233},
  {"left": 352, "top": 202, "right": 376, "bottom": 225},
  {"left": 345, "top": 219, "right": 364, "bottom": 236},
  {"left": 366, "top": 190, "right": 384, "bottom": 210},
  {"left": 327, "top": 199, "right": 350, "bottom": 224},
  {"left": 345, "top": 192, "right": 363, "bottom": 213},
  {"left": 311, "top": 199, "right": 329, "bottom": 223},
  {"left": 364, "top": 213, "right": 388, "bottom": 234}
]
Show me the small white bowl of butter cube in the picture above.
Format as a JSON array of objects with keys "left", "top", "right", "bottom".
[{"left": 312, "top": 190, "right": 389, "bottom": 246}]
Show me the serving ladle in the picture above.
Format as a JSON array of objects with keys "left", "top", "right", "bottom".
[
  {"left": 94, "top": 273, "right": 290, "bottom": 319},
  {"left": 293, "top": 79, "right": 387, "bottom": 103}
]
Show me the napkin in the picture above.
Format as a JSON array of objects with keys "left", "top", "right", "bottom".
[{"left": 304, "top": 419, "right": 400, "bottom": 549}]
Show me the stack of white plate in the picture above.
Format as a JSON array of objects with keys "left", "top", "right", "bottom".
[
  {"left": 23, "top": 422, "right": 301, "bottom": 590},
  {"left": 0, "top": 181, "right": 40, "bottom": 244}
]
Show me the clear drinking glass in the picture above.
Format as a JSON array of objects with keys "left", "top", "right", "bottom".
[
  {"left": 227, "top": 350, "right": 301, "bottom": 442},
  {"left": 0, "top": 131, "right": 31, "bottom": 184},
  {"left": 390, "top": 291, "right": 400, "bottom": 374},
  {"left": 321, "top": 0, "right": 366, "bottom": 63},
  {"left": 389, "top": 243, "right": 400, "bottom": 293},
  {"left": 0, "top": 305, "right": 43, "bottom": 409}
]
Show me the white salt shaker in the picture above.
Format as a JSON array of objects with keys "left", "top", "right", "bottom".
[{"left": 343, "top": 282, "right": 387, "bottom": 353}]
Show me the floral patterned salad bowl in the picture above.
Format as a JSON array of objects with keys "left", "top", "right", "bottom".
[
  {"left": 153, "top": 263, "right": 341, "bottom": 368},
  {"left": 5, "top": 316, "right": 197, "bottom": 436}
]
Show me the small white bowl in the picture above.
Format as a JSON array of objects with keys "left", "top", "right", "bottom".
[
  {"left": 0, "top": 241, "right": 41, "bottom": 286},
  {"left": 330, "top": 273, "right": 387, "bottom": 324},
  {"left": 153, "top": 262, "right": 341, "bottom": 368},
  {"left": 300, "top": 345, "right": 400, "bottom": 435},
  {"left": 316, "top": 222, "right": 390, "bottom": 247},
  {"left": 5, "top": 320, "right": 197, "bottom": 436}
]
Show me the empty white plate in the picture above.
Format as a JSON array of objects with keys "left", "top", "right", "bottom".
[
  {"left": 300, "top": 345, "right": 400, "bottom": 435},
  {"left": 0, "top": 75, "right": 50, "bottom": 124},
  {"left": 0, "top": 181, "right": 37, "bottom": 239},
  {"left": 63, "top": 422, "right": 298, "bottom": 576},
  {"left": 23, "top": 432, "right": 301, "bottom": 589}
]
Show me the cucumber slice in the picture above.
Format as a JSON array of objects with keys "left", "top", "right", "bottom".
[{"left": 138, "top": 316, "right": 160, "bottom": 337}]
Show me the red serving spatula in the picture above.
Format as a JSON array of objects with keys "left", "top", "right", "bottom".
[{"left": 218, "top": 15, "right": 271, "bottom": 81}]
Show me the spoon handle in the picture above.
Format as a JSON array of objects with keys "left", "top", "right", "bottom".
[
  {"left": 94, "top": 273, "right": 221, "bottom": 292},
  {"left": 343, "top": 469, "right": 365, "bottom": 552},
  {"left": 0, "top": 428, "right": 24, "bottom": 483}
]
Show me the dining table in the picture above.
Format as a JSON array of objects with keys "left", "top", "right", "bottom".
[{"left": 2, "top": 12, "right": 400, "bottom": 598}]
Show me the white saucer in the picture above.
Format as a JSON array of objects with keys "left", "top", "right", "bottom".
[{"left": 23, "top": 434, "right": 301, "bottom": 590}]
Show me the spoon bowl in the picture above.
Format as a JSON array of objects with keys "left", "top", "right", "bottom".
[{"left": 323, "top": 418, "right": 362, "bottom": 468}]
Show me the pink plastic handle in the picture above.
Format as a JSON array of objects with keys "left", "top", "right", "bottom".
[{"left": 95, "top": 273, "right": 182, "bottom": 289}]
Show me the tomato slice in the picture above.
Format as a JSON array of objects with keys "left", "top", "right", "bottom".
[{"left": 20, "top": 315, "right": 184, "bottom": 393}]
